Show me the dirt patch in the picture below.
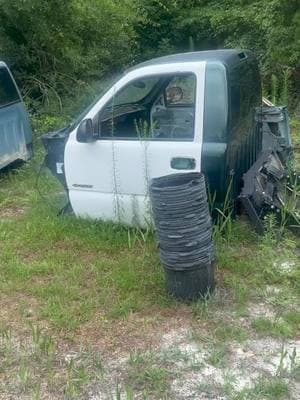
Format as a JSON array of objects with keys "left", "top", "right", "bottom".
[
  {"left": 0, "top": 296, "right": 299, "bottom": 399},
  {"left": 75, "top": 306, "right": 193, "bottom": 355},
  {"left": 0, "top": 205, "right": 26, "bottom": 220},
  {"left": 0, "top": 293, "right": 40, "bottom": 329},
  {"left": 85, "top": 309, "right": 300, "bottom": 400},
  {"left": 247, "top": 302, "right": 276, "bottom": 319},
  {"left": 274, "top": 260, "right": 298, "bottom": 273}
]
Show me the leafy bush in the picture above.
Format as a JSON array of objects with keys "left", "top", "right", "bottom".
[
  {"left": 0, "top": 0, "right": 299, "bottom": 116},
  {"left": 134, "top": 0, "right": 300, "bottom": 109},
  {"left": 0, "top": 0, "right": 136, "bottom": 113}
]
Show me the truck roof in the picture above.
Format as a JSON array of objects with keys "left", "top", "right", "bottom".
[
  {"left": 0, "top": 61, "right": 8, "bottom": 68},
  {"left": 127, "top": 49, "right": 255, "bottom": 72}
]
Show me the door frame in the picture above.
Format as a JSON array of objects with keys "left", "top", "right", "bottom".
[
  {"left": 64, "top": 62, "right": 207, "bottom": 224},
  {"left": 66, "top": 62, "right": 206, "bottom": 144}
]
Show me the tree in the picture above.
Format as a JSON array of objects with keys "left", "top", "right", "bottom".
[
  {"left": 134, "top": 0, "right": 300, "bottom": 107},
  {"left": 0, "top": 0, "right": 136, "bottom": 111}
]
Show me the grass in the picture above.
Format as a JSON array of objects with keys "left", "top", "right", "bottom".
[
  {"left": 291, "top": 118, "right": 300, "bottom": 166},
  {"left": 214, "top": 322, "right": 248, "bottom": 343},
  {"left": 0, "top": 323, "right": 104, "bottom": 398},
  {"left": 0, "top": 125, "right": 298, "bottom": 331},
  {"left": 0, "top": 121, "right": 299, "bottom": 398},
  {"left": 205, "top": 343, "right": 228, "bottom": 367},
  {"left": 0, "top": 157, "right": 170, "bottom": 330},
  {"left": 232, "top": 377, "right": 289, "bottom": 400},
  {"left": 251, "top": 311, "right": 300, "bottom": 339},
  {"left": 195, "top": 372, "right": 290, "bottom": 400},
  {"left": 127, "top": 350, "right": 171, "bottom": 396}
]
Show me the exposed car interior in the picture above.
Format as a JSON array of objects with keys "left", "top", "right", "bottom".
[{"left": 96, "top": 73, "right": 196, "bottom": 140}]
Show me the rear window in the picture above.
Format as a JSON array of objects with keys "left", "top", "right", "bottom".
[
  {"left": 203, "top": 63, "right": 228, "bottom": 142},
  {"left": 165, "top": 75, "right": 196, "bottom": 106},
  {"left": 0, "top": 67, "right": 20, "bottom": 108}
]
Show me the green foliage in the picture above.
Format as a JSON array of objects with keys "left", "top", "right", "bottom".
[
  {"left": 0, "top": 141, "right": 299, "bottom": 399},
  {"left": 0, "top": 0, "right": 299, "bottom": 118},
  {"left": 0, "top": 156, "right": 167, "bottom": 330},
  {"left": 127, "top": 350, "right": 171, "bottom": 395},
  {"left": 232, "top": 377, "right": 289, "bottom": 399},
  {"left": 0, "top": 0, "right": 136, "bottom": 114},
  {"left": 134, "top": 0, "right": 300, "bottom": 109}
]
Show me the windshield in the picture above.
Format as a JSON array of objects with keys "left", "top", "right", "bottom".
[
  {"left": 106, "top": 77, "right": 160, "bottom": 109},
  {"left": 69, "top": 75, "right": 122, "bottom": 131},
  {"left": 69, "top": 75, "right": 162, "bottom": 132}
]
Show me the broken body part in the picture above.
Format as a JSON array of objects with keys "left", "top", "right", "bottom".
[{"left": 42, "top": 49, "right": 297, "bottom": 230}]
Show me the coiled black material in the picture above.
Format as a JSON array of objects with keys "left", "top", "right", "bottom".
[{"left": 149, "top": 172, "right": 214, "bottom": 299}]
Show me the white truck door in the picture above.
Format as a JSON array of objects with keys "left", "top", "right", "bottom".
[{"left": 64, "top": 62, "right": 206, "bottom": 226}]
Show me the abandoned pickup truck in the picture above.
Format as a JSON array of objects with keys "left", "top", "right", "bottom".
[
  {"left": 42, "top": 49, "right": 297, "bottom": 231},
  {"left": 0, "top": 62, "right": 33, "bottom": 171}
]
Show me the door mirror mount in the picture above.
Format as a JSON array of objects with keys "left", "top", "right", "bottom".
[{"left": 76, "top": 118, "right": 96, "bottom": 143}]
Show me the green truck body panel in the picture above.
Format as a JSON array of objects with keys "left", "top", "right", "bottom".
[{"left": 202, "top": 51, "right": 262, "bottom": 205}]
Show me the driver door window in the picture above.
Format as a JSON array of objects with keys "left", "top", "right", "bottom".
[
  {"left": 97, "top": 73, "right": 196, "bottom": 141},
  {"left": 165, "top": 75, "right": 196, "bottom": 106}
]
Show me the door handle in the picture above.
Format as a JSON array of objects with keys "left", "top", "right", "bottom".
[{"left": 171, "top": 157, "right": 196, "bottom": 170}]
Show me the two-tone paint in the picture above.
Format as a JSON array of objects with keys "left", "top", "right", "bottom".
[{"left": 44, "top": 50, "right": 262, "bottom": 226}]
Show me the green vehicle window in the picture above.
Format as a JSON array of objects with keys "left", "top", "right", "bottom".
[
  {"left": 0, "top": 67, "right": 20, "bottom": 108},
  {"left": 203, "top": 63, "right": 227, "bottom": 142}
]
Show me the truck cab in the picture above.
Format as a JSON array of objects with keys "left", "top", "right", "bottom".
[
  {"left": 43, "top": 50, "right": 262, "bottom": 226},
  {"left": 0, "top": 62, "right": 33, "bottom": 170}
]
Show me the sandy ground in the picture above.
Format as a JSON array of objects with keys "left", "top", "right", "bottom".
[{"left": 85, "top": 299, "right": 300, "bottom": 400}]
